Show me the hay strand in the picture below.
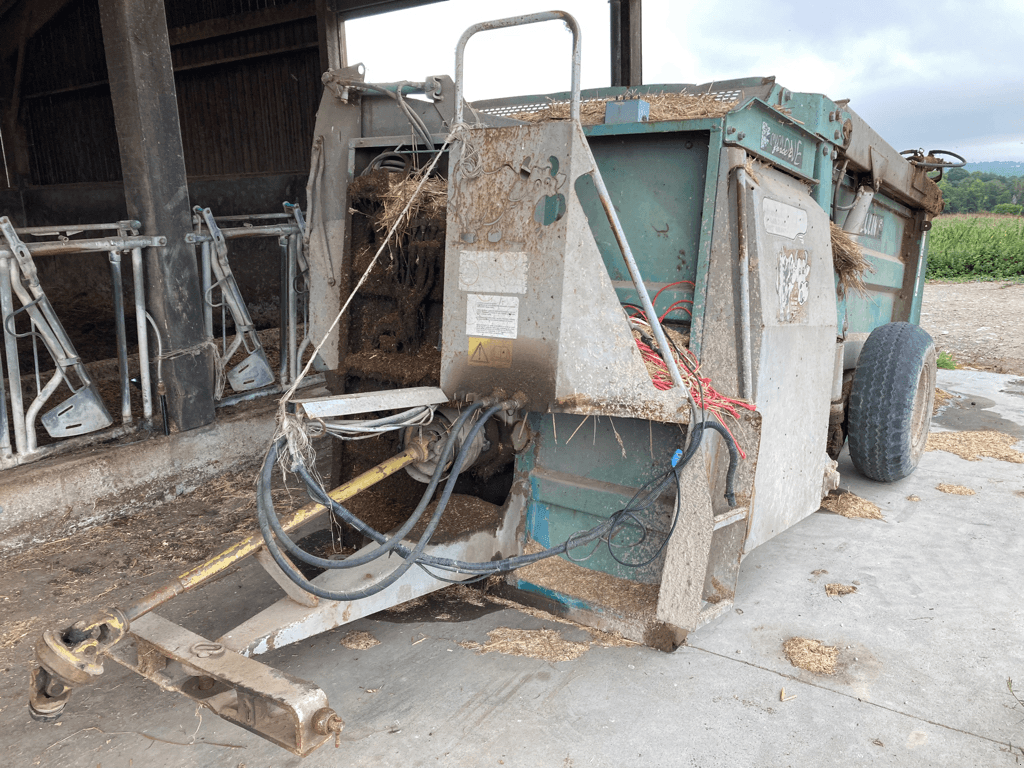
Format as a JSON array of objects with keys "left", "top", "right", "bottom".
[
  {"left": 926, "top": 430, "right": 1024, "bottom": 464},
  {"left": 512, "top": 91, "right": 737, "bottom": 125},
  {"left": 830, "top": 221, "right": 873, "bottom": 297}
]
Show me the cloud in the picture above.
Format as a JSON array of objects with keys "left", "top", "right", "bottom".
[{"left": 345, "top": 0, "right": 1024, "bottom": 160}]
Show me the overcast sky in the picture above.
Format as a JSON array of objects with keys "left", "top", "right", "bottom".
[{"left": 347, "top": 0, "right": 1023, "bottom": 163}]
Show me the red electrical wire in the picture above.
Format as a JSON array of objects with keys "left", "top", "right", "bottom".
[{"left": 632, "top": 322, "right": 755, "bottom": 459}]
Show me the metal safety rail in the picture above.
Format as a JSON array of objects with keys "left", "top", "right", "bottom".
[
  {"left": 0, "top": 216, "right": 161, "bottom": 469},
  {"left": 187, "top": 204, "right": 324, "bottom": 408}
]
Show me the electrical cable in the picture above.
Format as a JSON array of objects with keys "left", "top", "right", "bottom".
[
  {"left": 260, "top": 399, "right": 490, "bottom": 574},
  {"left": 258, "top": 401, "right": 740, "bottom": 601},
  {"left": 257, "top": 402, "right": 504, "bottom": 600}
]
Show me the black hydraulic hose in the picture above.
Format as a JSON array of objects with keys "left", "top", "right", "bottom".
[
  {"left": 693, "top": 420, "right": 739, "bottom": 507},
  {"left": 263, "top": 399, "right": 489, "bottom": 571},
  {"left": 298, "top": 418, "right": 732, "bottom": 576},
  {"left": 258, "top": 411, "right": 741, "bottom": 601},
  {"left": 256, "top": 403, "right": 504, "bottom": 600}
]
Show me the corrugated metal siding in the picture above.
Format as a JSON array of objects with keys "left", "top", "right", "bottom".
[
  {"left": 174, "top": 18, "right": 320, "bottom": 176},
  {"left": 21, "top": 0, "right": 319, "bottom": 186}
]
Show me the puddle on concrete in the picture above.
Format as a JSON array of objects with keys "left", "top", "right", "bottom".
[{"left": 932, "top": 394, "right": 1024, "bottom": 439}]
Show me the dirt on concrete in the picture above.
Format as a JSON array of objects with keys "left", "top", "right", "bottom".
[{"left": 920, "top": 281, "right": 1024, "bottom": 375}]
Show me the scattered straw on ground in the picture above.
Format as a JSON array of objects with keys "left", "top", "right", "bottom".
[
  {"left": 517, "top": 541, "right": 660, "bottom": 620},
  {"left": 830, "top": 221, "right": 873, "bottom": 297},
  {"left": 926, "top": 430, "right": 1024, "bottom": 464},
  {"left": 459, "top": 628, "right": 590, "bottom": 662},
  {"left": 825, "top": 583, "right": 857, "bottom": 597},
  {"left": 937, "top": 483, "right": 976, "bottom": 496},
  {"left": 339, "top": 631, "right": 380, "bottom": 650},
  {"left": 933, "top": 389, "right": 956, "bottom": 414},
  {"left": 820, "top": 491, "right": 883, "bottom": 520},
  {"left": 512, "top": 92, "right": 737, "bottom": 125},
  {"left": 783, "top": 637, "right": 838, "bottom": 675},
  {"left": 706, "top": 577, "right": 735, "bottom": 604},
  {"left": 907, "top": 495, "right": 921, "bottom": 502},
  {"left": 0, "top": 619, "right": 35, "bottom": 650}
]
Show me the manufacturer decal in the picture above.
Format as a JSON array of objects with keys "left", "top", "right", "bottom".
[{"left": 761, "top": 121, "right": 804, "bottom": 167}]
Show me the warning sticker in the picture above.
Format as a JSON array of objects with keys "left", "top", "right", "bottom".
[
  {"left": 468, "top": 337, "right": 513, "bottom": 368},
  {"left": 465, "top": 294, "right": 519, "bottom": 339}
]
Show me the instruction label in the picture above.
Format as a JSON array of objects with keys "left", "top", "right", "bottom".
[
  {"left": 468, "top": 337, "right": 513, "bottom": 368},
  {"left": 465, "top": 294, "right": 519, "bottom": 339}
]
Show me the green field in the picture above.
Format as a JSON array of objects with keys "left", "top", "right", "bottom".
[{"left": 927, "top": 214, "right": 1024, "bottom": 280}]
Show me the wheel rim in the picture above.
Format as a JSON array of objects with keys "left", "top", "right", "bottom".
[{"left": 909, "top": 357, "right": 936, "bottom": 461}]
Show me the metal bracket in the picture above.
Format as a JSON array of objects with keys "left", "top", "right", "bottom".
[{"left": 105, "top": 612, "right": 335, "bottom": 756}]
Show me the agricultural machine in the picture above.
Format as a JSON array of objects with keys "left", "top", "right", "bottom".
[{"left": 29, "top": 12, "right": 959, "bottom": 755}]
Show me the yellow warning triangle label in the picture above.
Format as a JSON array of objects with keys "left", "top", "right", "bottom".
[{"left": 470, "top": 342, "right": 489, "bottom": 363}]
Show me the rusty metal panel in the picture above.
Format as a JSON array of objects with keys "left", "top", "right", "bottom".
[{"left": 327, "top": 0, "right": 445, "bottom": 20}]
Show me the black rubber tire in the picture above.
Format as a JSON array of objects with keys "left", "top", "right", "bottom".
[{"left": 847, "top": 322, "right": 937, "bottom": 482}]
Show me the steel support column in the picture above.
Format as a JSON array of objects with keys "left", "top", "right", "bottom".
[
  {"left": 610, "top": 0, "right": 642, "bottom": 87},
  {"left": 98, "top": 0, "right": 216, "bottom": 431},
  {"left": 316, "top": 0, "right": 347, "bottom": 73}
]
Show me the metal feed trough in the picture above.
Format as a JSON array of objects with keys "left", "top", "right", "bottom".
[{"left": 28, "top": 12, "right": 958, "bottom": 755}]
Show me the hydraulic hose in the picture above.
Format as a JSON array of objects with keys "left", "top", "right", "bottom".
[
  {"left": 257, "top": 402, "right": 504, "bottom": 600},
  {"left": 262, "top": 399, "right": 490, "bottom": 572},
  {"left": 258, "top": 411, "right": 741, "bottom": 600}
]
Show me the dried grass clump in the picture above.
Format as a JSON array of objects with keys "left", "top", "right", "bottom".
[
  {"left": 339, "top": 631, "right": 380, "bottom": 650},
  {"left": 937, "top": 483, "right": 975, "bottom": 496},
  {"left": 932, "top": 388, "right": 956, "bottom": 414},
  {"left": 512, "top": 92, "right": 737, "bottom": 125},
  {"left": 783, "top": 637, "right": 838, "bottom": 675},
  {"left": 459, "top": 628, "right": 589, "bottom": 662},
  {"left": 830, "top": 221, "right": 873, "bottom": 297},
  {"left": 926, "top": 430, "right": 1024, "bottom": 464},
  {"left": 373, "top": 172, "right": 447, "bottom": 242},
  {"left": 820, "top": 491, "right": 883, "bottom": 520},
  {"left": 825, "top": 583, "right": 857, "bottom": 597}
]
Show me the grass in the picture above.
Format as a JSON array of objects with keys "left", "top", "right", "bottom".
[
  {"left": 927, "top": 214, "right": 1024, "bottom": 281},
  {"left": 937, "top": 351, "right": 957, "bottom": 370}
]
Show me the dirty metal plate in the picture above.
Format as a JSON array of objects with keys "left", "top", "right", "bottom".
[
  {"left": 227, "top": 349, "right": 275, "bottom": 392},
  {"left": 218, "top": 498, "right": 523, "bottom": 657},
  {"left": 741, "top": 164, "right": 836, "bottom": 552},
  {"left": 440, "top": 121, "right": 690, "bottom": 422},
  {"left": 41, "top": 386, "right": 114, "bottom": 438},
  {"left": 106, "top": 612, "right": 331, "bottom": 756},
  {"left": 294, "top": 386, "right": 448, "bottom": 418}
]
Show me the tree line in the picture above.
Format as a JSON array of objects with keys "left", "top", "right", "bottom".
[{"left": 937, "top": 169, "right": 1024, "bottom": 215}]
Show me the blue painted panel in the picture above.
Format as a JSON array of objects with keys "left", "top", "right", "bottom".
[{"left": 574, "top": 131, "right": 709, "bottom": 323}]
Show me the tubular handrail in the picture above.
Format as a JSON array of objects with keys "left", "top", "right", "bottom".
[{"left": 454, "top": 11, "right": 581, "bottom": 125}]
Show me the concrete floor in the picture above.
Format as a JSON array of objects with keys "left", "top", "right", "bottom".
[{"left": 4, "top": 370, "right": 1023, "bottom": 767}]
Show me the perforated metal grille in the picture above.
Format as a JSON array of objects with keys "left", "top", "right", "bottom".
[{"left": 476, "top": 88, "right": 745, "bottom": 118}]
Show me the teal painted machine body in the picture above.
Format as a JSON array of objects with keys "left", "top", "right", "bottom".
[{"left": 469, "top": 76, "right": 942, "bottom": 619}]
